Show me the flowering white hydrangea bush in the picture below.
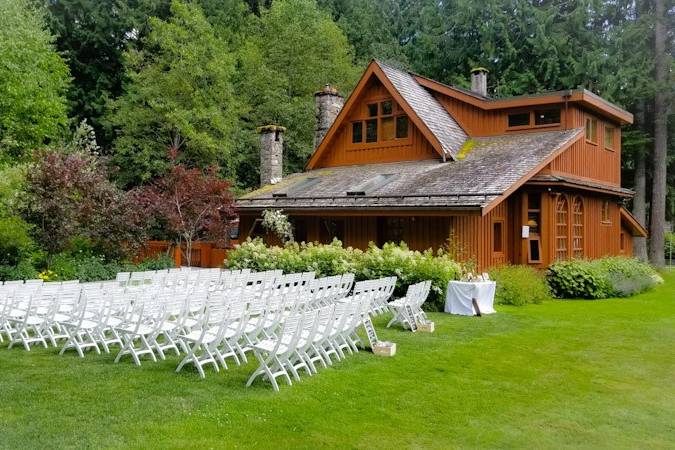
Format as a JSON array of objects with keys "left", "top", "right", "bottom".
[{"left": 226, "top": 238, "right": 463, "bottom": 310}]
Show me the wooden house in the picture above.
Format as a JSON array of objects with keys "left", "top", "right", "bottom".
[{"left": 236, "top": 61, "right": 647, "bottom": 270}]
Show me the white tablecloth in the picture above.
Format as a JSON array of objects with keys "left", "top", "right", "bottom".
[{"left": 445, "top": 281, "right": 496, "bottom": 316}]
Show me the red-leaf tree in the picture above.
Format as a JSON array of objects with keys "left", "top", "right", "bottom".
[
  {"left": 22, "top": 149, "right": 148, "bottom": 263},
  {"left": 135, "top": 155, "right": 236, "bottom": 266}
]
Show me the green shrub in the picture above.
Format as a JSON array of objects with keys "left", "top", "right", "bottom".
[
  {"left": 0, "top": 216, "right": 36, "bottom": 266},
  {"left": 546, "top": 260, "right": 608, "bottom": 299},
  {"left": 130, "top": 254, "right": 175, "bottom": 271},
  {"left": 546, "top": 257, "right": 658, "bottom": 299},
  {"left": 50, "top": 253, "right": 123, "bottom": 282},
  {"left": 592, "top": 256, "right": 660, "bottom": 297},
  {"left": 489, "top": 265, "right": 551, "bottom": 306},
  {"left": 47, "top": 253, "right": 175, "bottom": 282},
  {"left": 227, "top": 238, "right": 462, "bottom": 310},
  {"left": 0, "top": 259, "right": 38, "bottom": 282}
]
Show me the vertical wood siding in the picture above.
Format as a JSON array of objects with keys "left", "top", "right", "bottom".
[
  {"left": 545, "top": 114, "right": 621, "bottom": 185},
  {"left": 315, "top": 79, "right": 438, "bottom": 168}
]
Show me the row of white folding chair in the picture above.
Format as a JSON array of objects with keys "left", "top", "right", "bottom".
[
  {"left": 1, "top": 281, "right": 83, "bottom": 348},
  {"left": 246, "top": 295, "right": 371, "bottom": 391},
  {"left": 173, "top": 283, "right": 294, "bottom": 377},
  {"left": 349, "top": 277, "right": 397, "bottom": 315},
  {"left": 0, "top": 269, "right": 298, "bottom": 356},
  {"left": 175, "top": 298, "right": 250, "bottom": 378},
  {"left": 116, "top": 268, "right": 254, "bottom": 289},
  {"left": 1, "top": 279, "right": 43, "bottom": 287},
  {"left": 386, "top": 280, "right": 432, "bottom": 329},
  {"left": 306, "top": 273, "right": 355, "bottom": 309},
  {"left": 56, "top": 284, "right": 198, "bottom": 360}
]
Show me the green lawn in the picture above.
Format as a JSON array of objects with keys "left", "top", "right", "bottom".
[{"left": 1, "top": 273, "right": 674, "bottom": 449}]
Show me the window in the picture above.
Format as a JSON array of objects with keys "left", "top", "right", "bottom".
[
  {"left": 528, "top": 238, "right": 542, "bottom": 263},
  {"left": 604, "top": 126, "right": 615, "bottom": 150},
  {"left": 319, "top": 218, "right": 345, "bottom": 244},
  {"left": 292, "top": 218, "right": 307, "bottom": 243},
  {"left": 396, "top": 116, "right": 409, "bottom": 138},
  {"left": 351, "top": 122, "right": 363, "bottom": 143},
  {"left": 534, "top": 109, "right": 560, "bottom": 126},
  {"left": 527, "top": 193, "right": 541, "bottom": 234},
  {"left": 527, "top": 193, "right": 542, "bottom": 264},
  {"left": 366, "top": 119, "right": 378, "bottom": 143},
  {"left": 381, "top": 100, "right": 393, "bottom": 115},
  {"left": 620, "top": 232, "right": 626, "bottom": 252},
  {"left": 572, "top": 196, "right": 584, "bottom": 258},
  {"left": 493, "top": 221, "right": 504, "bottom": 253},
  {"left": 351, "top": 98, "right": 409, "bottom": 146},
  {"left": 601, "top": 200, "right": 611, "bottom": 223},
  {"left": 508, "top": 112, "right": 530, "bottom": 128},
  {"left": 555, "top": 196, "right": 569, "bottom": 261},
  {"left": 378, "top": 217, "right": 406, "bottom": 246},
  {"left": 585, "top": 117, "right": 598, "bottom": 143}
]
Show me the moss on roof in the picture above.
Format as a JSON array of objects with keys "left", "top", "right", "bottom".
[{"left": 240, "top": 170, "right": 335, "bottom": 198}]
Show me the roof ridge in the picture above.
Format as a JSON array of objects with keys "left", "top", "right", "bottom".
[{"left": 375, "top": 61, "right": 468, "bottom": 160}]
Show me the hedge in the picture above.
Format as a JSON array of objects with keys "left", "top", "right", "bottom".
[
  {"left": 546, "top": 257, "right": 661, "bottom": 299},
  {"left": 489, "top": 265, "right": 551, "bottom": 306},
  {"left": 0, "top": 253, "right": 175, "bottom": 283},
  {"left": 226, "top": 238, "right": 462, "bottom": 311}
]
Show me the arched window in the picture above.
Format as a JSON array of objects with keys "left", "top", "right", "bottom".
[
  {"left": 572, "top": 196, "right": 584, "bottom": 258},
  {"left": 555, "top": 196, "right": 569, "bottom": 261}
]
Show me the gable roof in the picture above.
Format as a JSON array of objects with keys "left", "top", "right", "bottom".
[
  {"left": 527, "top": 174, "right": 635, "bottom": 197},
  {"left": 414, "top": 75, "right": 634, "bottom": 125},
  {"left": 620, "top": 207, "right": 648, "bottom": 237},
  {"left": 238, "top": 129, "right": 583, "bottom": 214},
  {"left": 305, "top": 60, "right": 467, "bottom": 169},
  {"left": 377, "top": 61, "right": 467, "bottom": 159}
]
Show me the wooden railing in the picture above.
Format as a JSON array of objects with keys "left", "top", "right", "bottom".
[{"left": 135, "top": 240, "right": 237, "bottom": 268}]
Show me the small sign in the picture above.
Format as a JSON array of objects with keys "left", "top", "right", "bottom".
[
  {"left": 482, "top": 272, "right": 490, "bottom": 281},
  {"left": 404, "top": 304, "right": 418, "bottom": 332},
  {"left": 362, "top": 317, "right": 378, "bottom": 348},
  {"left": 521, "top": 225, "right": 530, "bottom": 238}
]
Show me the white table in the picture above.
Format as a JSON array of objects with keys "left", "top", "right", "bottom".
[{"left": 445, "top": 281, "right": 496, "bottom": 316}]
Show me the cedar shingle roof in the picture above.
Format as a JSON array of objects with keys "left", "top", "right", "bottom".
[
  {"left": 237, "top": 129, "right": 583, "bottom": 211},
  {"left": 377, "top": 61, "right": 467, "bottom": 160}
]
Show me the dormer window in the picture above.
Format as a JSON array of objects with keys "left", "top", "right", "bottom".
[
  {"left": 604, "top": 125, "right": 615, "bottom": 150},
  {"left": 351, "top": 99, "right": 409, "bottom": 145},
  {"left": 508, "top": 112, "right": 530, "bottom": 127},
  {"left": 585, "top": 117, "right": 598, "bottom": 144},
  {"left": 508, "top": 109, "right": 561, "bottom": 129},
  {"left": 534, "top": 109, "right": 560, "bottom": 125}
]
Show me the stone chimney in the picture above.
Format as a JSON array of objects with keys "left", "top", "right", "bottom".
[
  {"left": 257, "top": 125, "right": 285, "bottom": 187},
  {"left": 470, "top": 67, "right": 489, "bottom": 97},
  {"left": 314, "top": 84, "right": 344, "bottom": 150}
]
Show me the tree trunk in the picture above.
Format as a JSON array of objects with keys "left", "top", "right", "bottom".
[
  {"left": 633, "top": 147, "right": 648, "bottom": 261},
  {"left": 184, "top": 237, "right": 193, "bottom": 268},
  {"left": 648, "top": 0, "right": 668, "bottom": 267}
]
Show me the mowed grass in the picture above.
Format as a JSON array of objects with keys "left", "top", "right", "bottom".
[{"left": 1, "top": 273, "right": 674, "bottom": 449}]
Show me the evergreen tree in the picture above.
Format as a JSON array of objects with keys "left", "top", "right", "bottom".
[{"left": 42, "top": 0, "right": 171, "bottom": 149}]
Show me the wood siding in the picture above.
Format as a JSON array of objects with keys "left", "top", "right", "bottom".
[
  {"left": 433, "top": 91, "right": 622, "bottom": 186},
  {"left": 542, "top": 108, "right": 621, "bottom": 185},
  {"left": 314, "top": 78, "right": 438, "bottom": 168},
  {"left": 512, "top": 189, "right": 624, "bottom": 267},
  {"left": 240, "top": 208, "right": 510, "bottom": 271}
]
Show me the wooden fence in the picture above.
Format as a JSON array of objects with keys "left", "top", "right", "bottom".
[{"left": 135, "top": 240, "right": 236, "bottom": 268}]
